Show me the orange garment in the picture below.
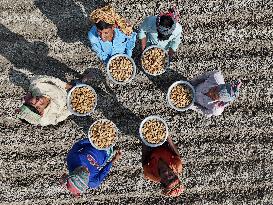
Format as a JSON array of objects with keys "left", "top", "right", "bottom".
[
  {"left": 90, "top": 5, "right": 133, "bottom": 36},
  {"left": 143, "top": 146, "right": 182, "bottom": 183}
]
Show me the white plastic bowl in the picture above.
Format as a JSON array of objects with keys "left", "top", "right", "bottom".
[
  {"left": 139, "top": 115, "right": 169, "bottom": 147},
  {"left": 141, "top": 45, "right": 169, "bottom": 76},
  {"left": 88, "top": 119, "right": 118, "bottom": 150},
  {"left": 67, "top": 84, "right": 97, "bottom": 116},
  {"left": 167, "top": 81, "right": 195, "bottom": 111},
  {"left": 106, "top": 54, "right": 136, "bottom": 85}
]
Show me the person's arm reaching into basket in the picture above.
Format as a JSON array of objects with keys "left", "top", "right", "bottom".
[{"left": 88, "top": 150, "right": 122, "bottom": 188}]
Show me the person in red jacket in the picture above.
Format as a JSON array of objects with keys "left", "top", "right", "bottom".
[{"left": 142, "top": 136, "right": 184, "bottom": 197}]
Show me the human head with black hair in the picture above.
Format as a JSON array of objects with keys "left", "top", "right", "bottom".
[
  {"left": 159, "top": 15, "right": 174, "bottom": 28},
  {"left": 95, "top": 20, "right": 115, "bottom": 42},
  {"left": 95, "top": 20, "right": 113, "bottom": 30},
  {"left": 156, "top": 12, "right": 177, "bottom": 41},
  {"left": 23, "top": 93, "right": 51, "bottom": 115},
  {"left": 90, "top": 5, "right": 133, "bottom": 38},
  {"left": 157, "top": 158, "right": 184, "bottom": 197},
  {"left": 17, "top": 92, "right": 51, "bottom": 125}
]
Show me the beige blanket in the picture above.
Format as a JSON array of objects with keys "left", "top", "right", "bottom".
[{"left": 29, "top": 76, "right": 71, "bottom": 126}]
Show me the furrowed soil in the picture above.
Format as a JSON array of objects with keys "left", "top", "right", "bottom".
[{"left": 0, "top": 0, "right": 273, "bottom": 204}]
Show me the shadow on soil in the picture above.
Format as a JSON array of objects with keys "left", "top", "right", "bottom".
[
  {"left": 0, "top": 24, "right": 80, "bottom": 81},
  {"left": 82, "top": 67, "right": 142, "bottom": 138},
  {"left": 34, "top": 0, "right": 108, "bottom": 47}
]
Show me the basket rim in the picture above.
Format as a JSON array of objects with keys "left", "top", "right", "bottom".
[
  {"left": 106, "top": 54, "right": 137, "bottom": 85},
  {"left": 139, "top": 115, "right": 169, "bottom": 147},
  {"left": 67, "top": 84, "right": 97, "bottom": 116},
  {"left": 166, "top": 80, "right": 196, "bottom": 112}
]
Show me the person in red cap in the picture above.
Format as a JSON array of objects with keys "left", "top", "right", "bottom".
[{"left": 142, "top": 136, "right": 184, "bottom": 197}]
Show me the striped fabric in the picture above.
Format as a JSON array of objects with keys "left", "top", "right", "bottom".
[{"left": 67, "top": 166, "right": 90, "bottom": 194}]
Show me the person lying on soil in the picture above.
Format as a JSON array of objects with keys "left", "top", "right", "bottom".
[
  {"left": 142, "top": 136, "right": 184, "bottom": 197},
  {"left": 88, "top": 5, "right": 137, "bottom": 64},
  {"left": 138, "top": 7, "right": 182, "bottom": 59},
  {"left": 61, "top": 138, "right": 122, "bottom": 197},
  {"left": 17, "top": 73, "right": 94, "bottom": 126},
  {"left": 17, "top": 76, "right": 73, "bottom": 126},
  {"left": 190, "top": 70, "right": 242, "bottom": 117}
]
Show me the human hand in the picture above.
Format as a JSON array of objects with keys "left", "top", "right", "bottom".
[
  {"left": 60, "top": 173, "right": 68, "bottom": 189},
  {"left": 65, "top": 83, "right": 73, "bottom": 90},
  {"left": 111, "top": 150, "right": 122, "bottom": 164},
  {"left": 216, "top": 101, "right": 225, "bottom": 108},
  {"left": 167, "top": 136, "right": 172, "bottom": 144},
  {"left": 22, "top": 92, "right": 32, "bottom": 103},
  {"left": 142, "top": 45, "right": 146, "bottom": 52},
  {"left": 168, "top": 48, "right": 175, "bottom": 58},
  {"left": 141, "top": 37, "right": 147, "bottom": 51},
  {"left": 126, "top": 19, "right": 132, "bottom": 27}
]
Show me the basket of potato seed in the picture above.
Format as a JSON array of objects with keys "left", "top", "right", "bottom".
[
  {"left": 106, "top": 54, "right": 136, "bottom": 84},
  {"left": 88, "top": 119, "right": 118, "bottom": 150},
  {"left": 139, "top": 115, "right": 169, "bottom": 147},
  {"left": 141, "top": 45, "right": 169, "bottom": 76},
  {"left": 67, "top": 84, "right": 97, "bottom": 116},
  {"left": 167, "top": 81, "right": 195, "bottom": 111}
]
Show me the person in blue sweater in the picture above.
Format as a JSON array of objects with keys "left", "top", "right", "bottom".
[
  {"left": 88, "top": 5, "right": 136, "bottom": 64},
  {"left": 61, "top": 138, "right": 122, "bottom": 197}
]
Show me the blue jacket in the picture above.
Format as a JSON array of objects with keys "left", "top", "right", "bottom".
[
  {"left": 66, "top": 138, "right": 112, "bottom": 189},
  {"left": 88, "top": 26, "right": 137, "bottom": 63}
]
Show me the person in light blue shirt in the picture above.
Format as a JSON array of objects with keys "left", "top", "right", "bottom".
[
  {"left": 88, "top": 21, "right": 137, "bottom": 64},
  {"left": 138, "top": 9, "right": 182, "bottom": 58}
]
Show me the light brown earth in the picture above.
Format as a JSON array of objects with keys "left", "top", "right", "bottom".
[{"left": 1, "top": 0, "right": 273, "bottom": 204}]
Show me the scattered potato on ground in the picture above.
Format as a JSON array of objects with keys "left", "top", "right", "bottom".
[
  {"left": 170, "top": 84, "right": 192, "bottom": 108},
  {"left": 141, "top": 47, "right": 167, "bottom": 75},
  {"left": 141, "top": 119, "right": 167, "bottom": 144},
  {"left": 70, "top": 87, "right": 96, "bottom": 114},
  {"left": 109, "top": 56, "right": 134, "bottom": 82},
  {"left": 89, "top": 120, "right": 117, "bottom": 149}
]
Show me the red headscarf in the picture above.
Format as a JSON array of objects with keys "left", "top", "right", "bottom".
[{"left": 156, "top": 5, "right": 180, "bottom": 35}]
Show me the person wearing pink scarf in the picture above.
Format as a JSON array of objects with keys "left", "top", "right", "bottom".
[{"left": 190, "top": 70, "right": 242, "bottom": 117}]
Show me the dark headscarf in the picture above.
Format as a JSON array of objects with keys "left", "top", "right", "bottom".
[{"left": 156, "top": 7, "right": 179, "bottom": 36}]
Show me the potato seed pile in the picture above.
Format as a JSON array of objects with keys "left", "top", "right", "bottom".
[
  {"left": 109, "top": 56, "right": 134, "bottom": 82},
  {"left": 170, "top": 84, "right": 192, "bottom": 108},
  {"left": 89, "top": 120, "right": 117, "bottom": 149},
  {"left": 70, "top": 87, "right": 96, "bottom": 114},
  {"left": 141, "top": 47, "right": 166, "bottom": 75},
  {"left": 141, "top": 119, "right": 167, "bottom": 144}
]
